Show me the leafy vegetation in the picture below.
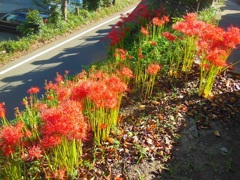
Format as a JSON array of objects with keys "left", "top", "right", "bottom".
[{"left": 0, "top": 0, "right": 139, "bottom": 64}]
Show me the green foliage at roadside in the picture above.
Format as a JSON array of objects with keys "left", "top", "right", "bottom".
[
  {"left": 18, "top": 10, "right": 45, "bottom": 36},
  {"left": 0, "top": 0, "right": 140, "bottom": 64}
]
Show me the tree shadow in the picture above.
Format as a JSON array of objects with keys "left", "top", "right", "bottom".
[{"left": 149, "top": 73, "right": 240, "bottom": 179}]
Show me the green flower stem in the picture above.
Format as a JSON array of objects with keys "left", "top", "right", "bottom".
[
  {"left": 198, "top": 64, "right": 222, "bottom": 98},
  {"left": 145, "top": 74, "right": 157, "bottom": 98},
  {"left": 182, "top": 36, "right": 197, "bottom": 73},
  {"left": 51, "top": 137, "right": 82, "bottom": 175}
]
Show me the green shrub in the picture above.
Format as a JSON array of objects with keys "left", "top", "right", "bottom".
[{"left": 18, "top": 10, "right": 45, "bottom": 36}]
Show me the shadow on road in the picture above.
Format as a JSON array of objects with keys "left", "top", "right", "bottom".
[{"left": 0, "top": 27, "right": 110, "bottom": 120}]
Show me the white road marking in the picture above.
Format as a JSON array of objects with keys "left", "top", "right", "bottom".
[{"left": 0, "top": 7, "right": 136, "bottom": 75}]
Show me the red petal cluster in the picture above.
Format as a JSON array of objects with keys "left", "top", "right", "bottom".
[
  {"left": 172, "top": 13, "right": 206, "bottom": 36},
  {"left": 140, "top": 27, "right": 150, "bottom": 36},
  {"left": 27, "top": 145, "right": 42, "bottom": 160},
  {"left": 27, "top": 86, "right": 40, "bottom": 94},
  {"left": 0, "top": 122, "right": 24, "bottom": 156},
  {"left": 206, "top": 49, "right": 228, "bottom": 67},
  {"left": 114, "top": 48, "right": 128, "bottom": 60},
  {"left": 119, "top": 67, "right": 134, "bottom": 79},
  {"left": 40, "top": 100, "right": 88, "bottom": 149},
  {"left": 87, "top": 74, "right": 127, "bottom": 109},
  {"left": 162, "top": 32, "right": 175, "bottom": 41},
  {"left": 173, "top": 12, "right": 240, "bottom": 68},
  {"left": 146, "top": 63, "right": 162, "bottom": 75},
  {"left": 152, "top": 15, "right": 169, "bottom": 26}
]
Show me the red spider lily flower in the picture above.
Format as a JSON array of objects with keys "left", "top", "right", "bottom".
[
  {"left": 115, "top": 48, "right": 128, "bottom": 60},
  {"left": 146, "top": 64, "right": 162, "bottom": 75},
  {"left": 200, "top": 24, "right": 225, "bottom": 47},
  {"left": 119, "top": 67, "right": 134, "bottom": 79},
  {"left": 70, "top": 80, "right": 91, "bottom": 101},
  {"left": 140, "top": 27, "right": 150, "bottom": 36},
  {"left": 197, "top": 40, "right": 210, "bottom": 53},
  {"left": 89, "top": 70, "right": 107, "bottom": 81},
  {"left": 1, "top": 145, "right": 14, "bottom": 156},
  {"left": 162, "top": 32, "right": 175, "bottom": 41},
  {"left": 106, "top": 75, "right": 128, "bottom": 94},
  {"left": 0, "top": 122, "right": 24, "bottom": 156},
  {"left": 206, "top": 49, "right": 228, "bottom": 67},
  {"left": 55, "top": 86, "right": 71, "bottom": 101},
  {"left": 41, "top": 135, "right": 62, "bottom": 149},
  {"left": 37, "top": 103, "right": 48, "bottom": 112},
  {"left": 0, "top": 122, "right": 24, "bottom": 145},
  {"left": 27, "top": 145, "right": 42, "bottom": 160},
  {"left": 100, "top": 123, "right": 107, "bottom": 130},
  {"left": 172, "top": 21, "right": 187, "bottom": 33},
  {"left": 138, "top": 49, "right": 145, "bottom": 59},
  {"left": 47, "top": 94, "right": 55, "bottom": 101},
  {"left": 152, "top": 15, "right": 169, "bottom": 26},
  {"left": 27, "top": 86, "right": 40, "bottom": 94},
  {"left": 223, "top": 26, "right": 240, "bottom": 48},
  {"left": 0, "top": 102, "right": 6, "bottom": 118},
  {"left": 87, "top": 81, "right": 114, "bottom": 108},
  {"left": 45, "top": 81, "right": 58, "bottom": 91},
  {"left": 75, "top": 70, "right": 88, "bottom": 80},
  {"left": 150, "top": 41, "right": 157, "bottom": 46},
  {"left": 116, "top": 20, "right": 123, "bottom": 27},
  {"left": 163, "top": 15, "right": 170, "bottom": 23},
  {"left": 86, "top": 73, "right": 128, "bottom": 109},
  {"left": 40, "top": 100, "right": 88, "bottom": 147},
  {"left": 107, "top": 26, "right": 125, "bottom": 47},
  {"left": 134, "top": 4, "right": 151, "bottom": 22},
  {"left": 118, "top": 13, "right": 134, "bottom": 25},
  {"left": 184, "top": 13, "right": 198, "bottom": 22},
  {"left": 152, "top": 17, "right": 165, "bottom": 26},
  {"left": 173, "top": 13, "right": 207, "bottom": 37}
]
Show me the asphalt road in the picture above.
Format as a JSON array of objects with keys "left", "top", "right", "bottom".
[{"left": 0, "top": 3, "right": 138, "bottom": 120}]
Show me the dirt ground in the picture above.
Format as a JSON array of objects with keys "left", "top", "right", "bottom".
[
  {"left": 160, "top": 99, "right": 240, "bottom": 179},
  {"left": 111, "top": 71, "right": 240, "bottom": 180}
]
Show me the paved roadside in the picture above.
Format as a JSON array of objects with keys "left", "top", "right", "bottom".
[{"left": 216, "top": 0, "right": 240, "bottom": 73}]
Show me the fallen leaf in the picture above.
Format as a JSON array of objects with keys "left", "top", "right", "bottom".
[
  {"left": 157, "top": 150, "right": 164, "bottom": 157},
  {"left": 214, "top": 130, "right": 220, "bottom": 137},
  {"left": 138, "top": 104, "right": 146, "bottom": 110},
  {"left": 106, "top": 137, "right": 114, "bottom": 144},
  {"left": 146, "top": 138, "right": 153, "bottom": 145}
]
